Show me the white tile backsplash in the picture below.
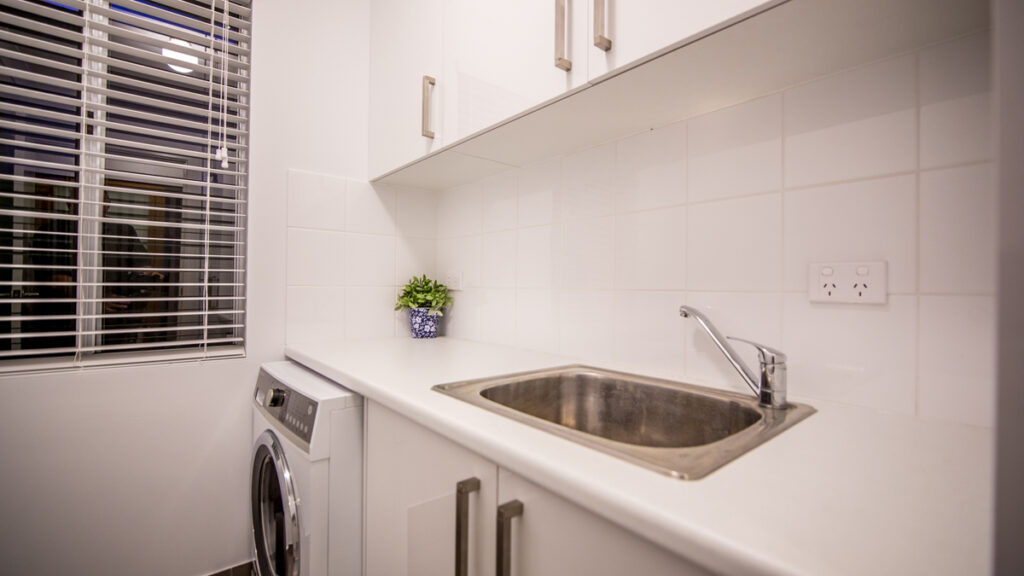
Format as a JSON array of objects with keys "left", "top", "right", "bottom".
[
  {"left": 287, "top": 170, "right": 346, "bottom": 230},
  {"left": 286, "top": 285, "right": 346, "bottom": 343},
  {"left": 562, "top": 217, "right": 616, "bottom": 289},
  {"left": 345, "top": 233, "right": 396, "bottom": 287},
  {"left": 918, "top": 295, "right": 996, "bottom": 427},
  {"left": 612, "top": 290, "right": 687, "bottom": 381},
  {"left": 689, "top": 94, "right": 782, "bottom": 202},
  {"left": 687, "top": 193, "right": 782, "bottom": 292},
  {"left": 346, "top": 181, "right": 396, "bottom": 234},
  {"left": 784, "top": 55, "right": 917, "bottom": 187},
  {"left": 286, "top": 228, "right": 345, "bottom": 286},
  {"left": 783, "top": 174, "right": 918, "bottom": 293},
  {"left": 562, "top": 143, "right": 616, "bottom": 220},
  {"left": 287, "top": 172, "right": 437, "bottom": 343},
  {"left": 481, "top": 172, "right": 519, "bottom": 232},
  {"left": 919, "top": 164, "right": 997, "bottom": 294},
  {"left": 614, "top": 207, "right": 686, "bottom": 290},
  {"left": 517, "top": 158, "right": 561, "bottom": 227},
  {"left": 783, "top": 294, "right": 918, "bottom": 414},
  {"left": 516, "top": 225, "right": 558, "bottom": 289},
  {"left": 920, "top": 32, "right": 993, "bottom": 168},
  {"left": 615, "top": 122, "right": 687, "bottom": 212},
  {"left": 481, "top": 231, "right": 517, "bottom": 288},
  {"left": 286, "top": 33, "right": 995, "bottom": 428}
]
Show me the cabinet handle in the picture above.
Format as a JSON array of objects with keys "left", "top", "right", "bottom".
[
  {"left": 422, "top": 75, "right": 436, "bottom": 139},
  {"left": 554, "top": 0, "right": 572, "bottom": 71},
  {"left": 593, "top": 0, "right": 612, "bottom": 51},
  {"left": 496, "top": 499, "right": 524, "bottom": 576},
  {"left": 455, "top": 477, "right": 480, "bottom": 576}
]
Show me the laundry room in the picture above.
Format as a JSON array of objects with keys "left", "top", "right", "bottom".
[{"left": 1, "top": 1, "right": 1022, "bottom": 575}]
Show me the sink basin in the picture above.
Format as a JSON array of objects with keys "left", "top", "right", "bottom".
[{"left": 433, "top": 365, "right": 815, "bottom": 479}]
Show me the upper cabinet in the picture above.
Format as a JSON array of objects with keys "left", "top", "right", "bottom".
[
  {"left": 369, "top": 0, "right": 989, "bottom": 188},
  {"left": 368, "top": 0, "right": 446, "bottom": 178},
  {"left": 586, "top": 0, "right": 775, "bottom": 80},
  {"left": 369, "top": 0, "right": 776, "bottom": 179},
  {"left": 441, "top": 0, "right": 589, "bottom": 143}
]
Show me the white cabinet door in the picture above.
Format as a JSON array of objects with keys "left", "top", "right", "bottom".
[
  {"left": 495, "top": 469, "right": 714, "bottom": 576},
  {"left": 587, "top": 0, "right": 774, "bottom": 80},
  {"left": 369, "top": 0, "right": 446, "bottom": 178},
  {"left": 441, "top": 0, "right": 589, "bottom": 142},
  {"left": 365, "top": 401, "right": 498, "bottom": 576}
]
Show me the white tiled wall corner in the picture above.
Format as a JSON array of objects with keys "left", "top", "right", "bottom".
[
  {"left": 438, "top": 182, "right": 483, "bottom": 238},
  {"left": 394, "top": 185, "right": 439, "bottom": 238},
  {"left": 918, "top": 295, "right": 996, "bottom": 427},
  {"left": 344, "top": 233, "right": 396, "bottom": 287},
  {"left": 346, "top": 180, "right": 396, "bottom": 234},
  {"left": 783, "top": 174, "right": 918, "bottom": 293},
  {"left": 615, "top": 121, "right": 687, "bottom": 212},
  {"left": 285, "top": 169, "right": 437, "bottom": 344},
  {"left": 688, "top": 93, "right": 782, "bottom": 202},
  {"left": 919, "top": 31, "right": 993, "bottom": 169},
  {"left": 919, "top": 163, "right": 997, "bottom": 294},
  {"left": 345, "top": 287, "right": 398, "bottom": 340},
  {"left": 784, "top": 55, "right": 917, "bottom": 188}
]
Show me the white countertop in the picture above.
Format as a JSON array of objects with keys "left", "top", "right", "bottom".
[{"left": 286, "top": 337, "right": 993, "bottom": 576}]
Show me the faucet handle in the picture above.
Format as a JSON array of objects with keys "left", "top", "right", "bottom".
[{"left": 726, "top": 337, "right": 787, "bottom": 366}]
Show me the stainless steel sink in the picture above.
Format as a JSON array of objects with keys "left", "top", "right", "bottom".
[{"left": 433, "top": 365, "right": 815, "bottom": 479}]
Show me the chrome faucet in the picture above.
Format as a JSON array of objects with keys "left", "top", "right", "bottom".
[{"left": 679, "top": 305, "right": 788, "bottom": 409}]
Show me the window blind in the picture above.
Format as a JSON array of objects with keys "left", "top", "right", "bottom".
[{"left": 1, "top": 0, "right": 251, "bottom": 372}]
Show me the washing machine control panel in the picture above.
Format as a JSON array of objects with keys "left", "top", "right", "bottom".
[{"left": 255, "top": 368, "right": 318, "bottom": 444}]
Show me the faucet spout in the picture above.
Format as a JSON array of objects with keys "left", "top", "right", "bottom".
[{"left": 679, "top": 305, "right": 788, "bottom": 409}]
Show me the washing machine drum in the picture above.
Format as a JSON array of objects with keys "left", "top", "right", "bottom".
[{"left": 251, "top": 430, "right": 300, "bottom": 576}]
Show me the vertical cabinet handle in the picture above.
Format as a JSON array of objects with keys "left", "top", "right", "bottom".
[
  {"left": 496, "top": 500, "right": 524, "bottom": 576},
  {"left": 421, "top": 75, "right": 436, "bottom": 139},
  {"left": 455, "top": 478, "right": 480, "bottom": 576},
  {"left": 554, "top": 0, "right": 572, "bottom": 70},
  {"left": 593, "top": 0, "right": 612, "bottom": 51}
]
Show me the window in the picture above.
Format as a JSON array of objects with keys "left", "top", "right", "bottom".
[{"left": 1, "top": 0, "right": 251, "bottom": 371}]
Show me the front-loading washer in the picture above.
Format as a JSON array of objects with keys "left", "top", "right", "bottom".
[{"left": 251, "top": 361, "right": 362, "bottom": 576}]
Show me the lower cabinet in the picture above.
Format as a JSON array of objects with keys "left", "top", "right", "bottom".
[{"left": 365, "top": 400, "right": 713, "bottom": 576}]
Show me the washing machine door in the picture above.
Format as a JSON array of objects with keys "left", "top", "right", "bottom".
[{"left": 251, "top": 429, "right": 300, "bottom": 576}]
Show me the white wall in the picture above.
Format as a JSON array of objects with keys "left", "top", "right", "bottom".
[
  {"left": 437, "top": 31, "right": 996, "bottom": 428},
  {"left": 0, "top": 1, "right": 370, "bottom": 575},
  {"left": 285, "top": 174, "right": 439, "bottom": 343}
]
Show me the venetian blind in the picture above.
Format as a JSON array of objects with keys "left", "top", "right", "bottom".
[{"left": 0, "top": 0, "right": 251, "bottom": 371}]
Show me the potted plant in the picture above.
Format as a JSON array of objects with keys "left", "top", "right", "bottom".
[{"left": 394, "top": 275, "right": 453, "bottom": 338}]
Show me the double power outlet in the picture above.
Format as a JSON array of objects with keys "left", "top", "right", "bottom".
[{"left": 809, "top": 261, "right": 888, "bottom": 304}]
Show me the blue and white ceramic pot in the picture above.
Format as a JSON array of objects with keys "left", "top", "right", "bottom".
[{"left": 409, "top": 307, "right": 439, "bottom": 338}]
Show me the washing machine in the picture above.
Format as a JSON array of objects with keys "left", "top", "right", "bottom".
[{"left": 251, "top": 361, "right": 363, "bottom": 576}]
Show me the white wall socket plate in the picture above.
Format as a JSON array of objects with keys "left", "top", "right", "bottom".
[
  {"left": 809, "top": 261, "right": 888, "bottom": 304},
  {"left": 443, "top": 270, "right": 463, "bottom": 291}
]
